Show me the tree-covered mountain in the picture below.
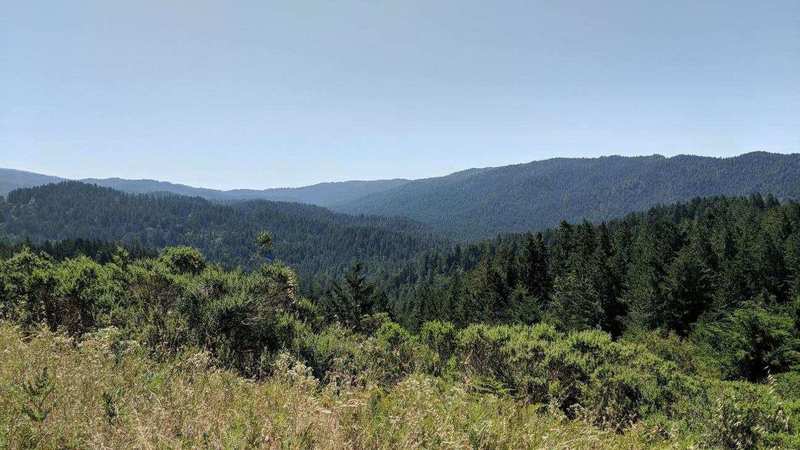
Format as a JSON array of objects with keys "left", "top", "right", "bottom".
[
  {"left": 377, "top": 195, "right": 800, "bottom": 361},
  {"left": 6, "top": 152, "right": 800, "bottom": 241},
  {"left": 0, "top": 182, "right": 445, "bottom": 290},
  {"left": 335, "top": 152, "right": 800, "bottom": 239},
  {"left": 81, "top": 177, "right": 410, "bottom": 206},
  {"left": 0, "top": 168, "right": 408, "bottom": 207}
]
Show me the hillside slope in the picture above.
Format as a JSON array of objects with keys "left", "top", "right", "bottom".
[
  {"left": 335, "top": 152, "right": 800, "bottom": 239},
  {"left": 0, "top": 169, "right": 408, "bottom": 207},
  {"left": 0, "top": 182, "right": 444, "bottom": 287},
  {"left": 81, "top": 177, "right": 409, "bottom": 206},
  {"left": 6, "top": 152, "right": 800, "bottom": 240}
]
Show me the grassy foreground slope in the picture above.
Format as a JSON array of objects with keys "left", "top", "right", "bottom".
[
  {"left": 2, "top": 321, "right": 798, "bottom": 449},
  {"left": 0, "top": 325, "right": 661, "bottom": 449}
]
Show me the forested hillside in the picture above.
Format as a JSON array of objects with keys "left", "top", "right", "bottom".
[
  {"left": 1, "top": 195, "right": 798, "bottom": 447},
  {"left": 336, "top": 152, "right": 800, "bottom": 239},
  {"left": 7, "top": 152, "right": 800, "bottom": 241},
  {"left": 82, "top": 177, "right": 410, "bottom": 206},
  {"left": 0, "top": 168, "right": 408, "bottom": 207},
  {"left": 379, "top": 195, "right": 800, "bottom": 343},
  {"left": 0, "top": 182, "right": 444, "bottom": 289}
]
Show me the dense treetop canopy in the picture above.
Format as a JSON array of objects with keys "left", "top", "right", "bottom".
[{"left": 0, "top": 181, "right": 446, "bottom": 293}]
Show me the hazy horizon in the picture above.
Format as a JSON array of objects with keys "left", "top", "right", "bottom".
[
  {"left": 2, "top": 150, "right": 798, "bottom": 191},
  {"left": 3, "top": 1, "right": 799, "bottom": 189}
]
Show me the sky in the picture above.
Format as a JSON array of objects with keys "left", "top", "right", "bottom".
[{"left": 1, "top": 1, "right": 799, "bottom": 189}]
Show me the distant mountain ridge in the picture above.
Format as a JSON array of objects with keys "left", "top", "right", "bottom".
[
  {"left": 79, "top": 177, "right": 411, "bottom": 207},
  {"left": 0, "top": 169, "right": 64, "bottom": 196},
  {"left": 0, "top": 169, "right": 408, "bottom": 207},
  {"left": 3, "top": 152, "right": 800, "bottom": 240},
  {"left": 333, "top": 151, "right": 800, "bottom": 239}
]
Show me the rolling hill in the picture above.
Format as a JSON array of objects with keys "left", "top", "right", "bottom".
[
  {"left": 0, "top": 169, "right": 408, "bottom": 207},
  {"left": 81, "top": 177, "right": 410, "bottom": 206},
  {"left": 334, "top": 152, "right": 800, "bottom": 239},
  {"left": 0, "top": 182, "right": 445, "bottom": 289},
  {"left": 4, "top": 152, "right": 800, "bottom": 240}
]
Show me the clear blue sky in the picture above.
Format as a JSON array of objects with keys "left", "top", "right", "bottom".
[{"left": 2, "top": 1, "right": 798, "bottom": 189}]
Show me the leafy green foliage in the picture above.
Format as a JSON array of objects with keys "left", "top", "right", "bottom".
[
  {"left": 695, "top": 302, "right": 800, "bottom": 382},
  {"left": 158, "top": 246, "right": 207, "bottom": 275},
  {"left": 702, "top": 381, "right": 792, "bottom": 449},
  {"left": 255, "top": 230, "right": 273, "bottom": 255}
]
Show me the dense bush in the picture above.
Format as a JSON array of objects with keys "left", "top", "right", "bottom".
[
  {"left": 454, "top": 324, "right": 703, "bottom": 431},
  {"left": 419, "top": 320, "right": 458, "bottom": 376},
  {"left": 694, "top": 301, "right": 800, "bottom": 382},
  {"left": 2, "top": 324, "right": 686, "bottom": 449},
  {"left": 701, "top": 381, "right": 793, "bottom": 449}
]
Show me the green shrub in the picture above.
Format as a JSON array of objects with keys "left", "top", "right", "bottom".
[
  {"left": 158, "top": 246, "right": 206, "bottom": 275},
  {"left": 774, "top": 371, "right": 800, "bottom": 401},
  {"left": 369, "top": 321, "right": 423, "bottom": 385},
  {"left": 457, "top": 323, "right": 556, "bottom": 402},
  {"left": 301, "top": 324, "right": 370, "bottom": 386},
  {"left": 455, "top": 324, "right": 700, "bottom": 431},
  {"left": 52, "top": 256, "right": 123, "bottom": 336},
  {"left": 700, "top": 381, "right": 792, "bottom": 449},
  {"left": 774, "top": 372, "right": 800, "bottom": 441},
  {"left": 694, "top": 302, "right": 800, "bottom": 381},
  {"left": 419, "top": 321, "right": 457, "bottom": 376},
  {"left": 0, "top": 248, "right": 55, "bottom": 327},
  {"left": 622, "top": 329, "right": 718, "bottom": 377}
]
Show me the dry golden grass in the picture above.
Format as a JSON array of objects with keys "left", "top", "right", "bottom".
[{"left": 0, "top": 324, "right": 685, "bottom": 449}]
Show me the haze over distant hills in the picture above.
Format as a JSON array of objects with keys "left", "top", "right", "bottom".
[
  {"left": 335, "top": 152, "right": 800, "bottom": 239},
  {"left": 81, "top": 177, "right": 411, "bottom": 207},
  {"left": 0, "top": 169, "right": 64, "bottom": 197},
  {"left": 0, "top": 168, "right": 408, "bottom": 207},
  {"left": 3, "top": 152, "right": 800, "bottom": 239}
]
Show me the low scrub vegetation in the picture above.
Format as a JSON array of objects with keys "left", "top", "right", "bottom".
[
  {"left": 2, "top": 324, "right": 684, "bottom": 449},
  {"left": 3, "top": 321, "right": 796, "bottom": 449}
]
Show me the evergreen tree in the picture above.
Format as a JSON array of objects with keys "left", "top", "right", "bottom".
[
  {"left": 662, "top": 246, "right": 714, "bottom": 335},
  {"left": 550, "top": 270, "right": 603, "bottom": 331},
  {"left": 323, "top": 263, "right": 377, "bottom": 331},
  {"left": 521, "top": 232, "right": 550, "bottom": 300}
]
